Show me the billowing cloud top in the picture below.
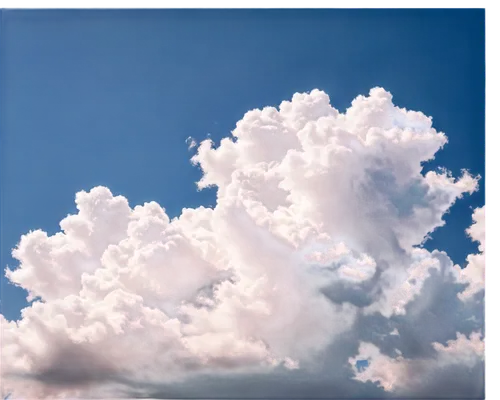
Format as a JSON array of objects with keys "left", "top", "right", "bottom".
[{"left": 1, "top": 88, "right": 484, "bottom": 399}]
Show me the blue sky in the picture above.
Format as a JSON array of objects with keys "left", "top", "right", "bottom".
[{"left": 1, "top": 8, "right": 484, "bottom": 323}]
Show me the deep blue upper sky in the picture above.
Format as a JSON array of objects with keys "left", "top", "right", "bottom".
[{"left": 0, "top": 9, "right": 485, "bottom": 321}]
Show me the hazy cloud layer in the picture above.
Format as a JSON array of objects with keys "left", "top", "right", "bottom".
[{"left": 1, "top": 88, "right": 484, "bottom": 399}]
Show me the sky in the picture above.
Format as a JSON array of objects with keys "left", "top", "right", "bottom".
[{"left": 0, "top": 8, "right": 485, "bottom": 400}]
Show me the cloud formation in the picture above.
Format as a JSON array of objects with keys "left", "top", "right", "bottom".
[{"left": 1, "top": 88, "right": 484, "bottom": 399}]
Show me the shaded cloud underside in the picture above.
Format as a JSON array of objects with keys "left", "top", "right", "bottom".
[{"left": 1, "top": 88, "right": 484, "bottom": 399}]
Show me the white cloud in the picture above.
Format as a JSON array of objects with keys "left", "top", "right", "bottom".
[
  {"left": 349, "top": 331, "right": 484, "bottom": 392},
  {"left": 1, "top": 88, "right": 483, "bottom": 399},
  {"left": 456, "top": 206, "right": 485, "bottom": 300},
  {"left": 186, "top": 136, "right": 197, "bottom": 150}
]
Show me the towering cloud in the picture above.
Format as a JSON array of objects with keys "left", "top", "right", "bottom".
[{"left": 0, "top": 88, "right": 484, "bottom": 399}]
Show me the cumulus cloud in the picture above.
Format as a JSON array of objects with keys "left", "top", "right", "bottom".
[
  {"left": 456, "top": 206, "right": 485, "bottom": 300},
  {"left": 352, "top": 334, "right": 486, "bottom": 399},
  {"left": 0, "top": 88, "right": 484, "bottom": 399}
]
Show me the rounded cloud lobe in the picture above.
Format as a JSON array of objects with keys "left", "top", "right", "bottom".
[{"left": 1, "top": 88, "right": 484, "bottom": 399}]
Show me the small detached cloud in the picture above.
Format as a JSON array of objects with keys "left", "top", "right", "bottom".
[
  {"left": 1, "top": 88, "right": 484, "bottom": 399},
  {"left": 186, "top": 136, "right": 197, "bottom": 150}
]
